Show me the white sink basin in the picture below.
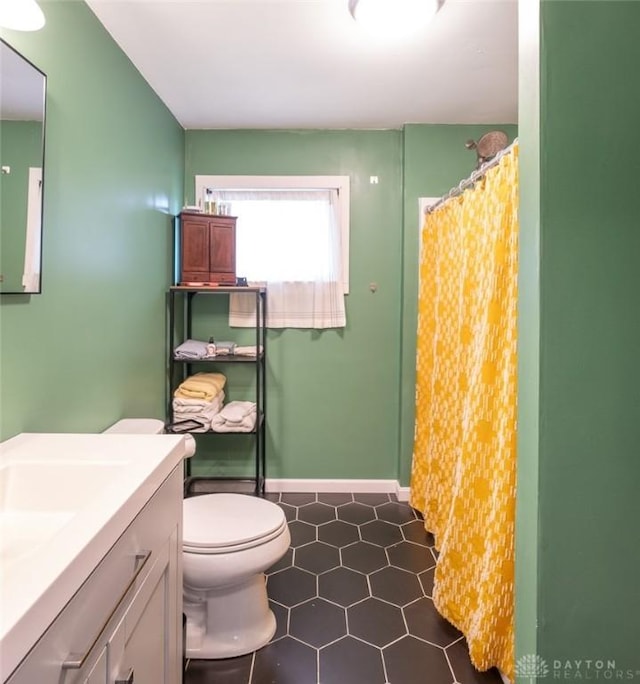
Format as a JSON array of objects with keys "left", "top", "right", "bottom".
[
  {"left": 0, "top": 432, "right": 185, "bottom": 682},
  {"left": 0, "top": 511, "right": 75, "bottom": 565},
  {"left": 0, "top": 459, "right": 128, "bottom": 565},
  {"left": 0, "top": 460, "right": 128, "bottom": 512}
]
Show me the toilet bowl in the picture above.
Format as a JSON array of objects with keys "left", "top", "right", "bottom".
[
  {"left": 182, "top": 493, "right": 290, "bottom": 658},
  {"left": 102, "top": 419, "right": 290, "bottom": 659}
]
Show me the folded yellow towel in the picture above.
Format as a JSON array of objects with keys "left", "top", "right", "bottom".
[{"left": 174, "top": 372, "right": 226, "bottom": 402}]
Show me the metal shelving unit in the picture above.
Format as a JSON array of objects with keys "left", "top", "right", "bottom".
[{"left": 166, "top": 285, "right": 267, "bottom": 496}]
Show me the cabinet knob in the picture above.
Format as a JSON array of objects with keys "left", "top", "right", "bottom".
[{"left": 116, "top": 668, "right": 134, "bottom": 684}]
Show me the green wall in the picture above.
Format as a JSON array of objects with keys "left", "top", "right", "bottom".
[
  {"left": 0, "top": 1, "right": 184, "bottom": 438},
  {"left": 185, "top": 129, "right": 404, "bottom": 480},
  {"left": 0, "top": 121, "right": 42, "bottom": 291},
  {"left": 399, "top": 123, "right": 518, "bottom": 487},
  {"left": 184, "top": 126, "right": 516, "bottom": 481},
  {"left": 6, "top": 0, "right": 638, "bottom": 672},
  {"left": 517, "top": 0, "right": 640, "bottom": 676},
  {"left": 0, "top": 1, "right": 519, "bottom": 493}
]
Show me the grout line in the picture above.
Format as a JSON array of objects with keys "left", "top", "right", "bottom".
[
  {"left": 412, "top": 632, "right": 458, "bottom": 650},
  {"left": 256, "top": 493, "right": 478, "bottom": 684},
  {"left": 443, "top": 642, "right": 459, "bottom": 684},
  {"left": 379, "top": 640, "right": 391, "bottom": 684},
  {"left": 247, "top": 651, "right": 255, "bottom": 684},
  {"left": 344, "top": 600, "right": 351, "bottom": 637},
  {"left": 284, "top": 601, "right": 291, "bottom": 636}
]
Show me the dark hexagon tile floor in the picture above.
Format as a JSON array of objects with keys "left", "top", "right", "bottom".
[{"left": 184, "top": 491, "right": 504, "bottom": 684}]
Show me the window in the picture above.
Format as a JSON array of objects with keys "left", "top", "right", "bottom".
[{"left": 194, "top": 176, "right": 350, "bottom": 329}]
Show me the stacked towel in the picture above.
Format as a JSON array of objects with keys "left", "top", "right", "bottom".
[
  {"left": 172, "top": 373, "right": 227, "bottom": 431},
  {"left": 174, "top": 372, "right": 226, "bottom": 402},
  {"left": 211, "top": 401, "right": 257, "bottom": 433},
  {"left": 233, "top": 345, "right": 263, "bottom": 357},
  {"left": 174, "top": 339, "right": 209, "bottom": 360},
  {"left": 172, "top": 393, "right": 225, "bottom": 432}
]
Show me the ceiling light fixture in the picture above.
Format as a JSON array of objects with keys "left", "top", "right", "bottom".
[
  {"left": 0, "top": 0, "right": 45, "bottom": 31},
  {"left": 348, "top": 0, "right": 442, "bottom": 38}
]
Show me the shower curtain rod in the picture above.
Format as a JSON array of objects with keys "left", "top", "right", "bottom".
[{"left": 424, "top": 137, "right": 518, "bottom": 215}]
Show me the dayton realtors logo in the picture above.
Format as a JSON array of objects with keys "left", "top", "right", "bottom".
[
  {"left": 516, "top": 655, "right": 640, "bottom": 681},
  {"left": 516, "top": 654, "right": 550, "bottom": 682}
]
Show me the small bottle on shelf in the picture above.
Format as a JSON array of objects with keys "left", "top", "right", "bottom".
[
  {"left": 206, "top": 337, "right": 217, "bottom": 357},
  {"left": 204, "top": 189, "right": 216, "bottom": 214}
]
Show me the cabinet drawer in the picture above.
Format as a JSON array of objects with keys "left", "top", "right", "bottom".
[
  {"left": 209, "top": 272, "right": 236, "bottom": 285},
  {"left": 181, "top": 271, "right": 210, "bottom": 284}
]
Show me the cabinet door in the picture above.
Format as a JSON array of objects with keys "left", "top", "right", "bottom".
[
  {"left": 109, "top": 539, "right": 178, "bottom": 684},
  {"left": 209, "top": 219, "right": 236, "bottom": 276},
  {"left": 110, "top": 576, "right": 167, "bottom": 684},
  {"left": 181, "top": 217, "right": 210, "bottom": 279}
]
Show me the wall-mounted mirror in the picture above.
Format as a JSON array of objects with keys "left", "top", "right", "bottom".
[{"left": 0, "top": 38, "right": 46, "bottom": 294}]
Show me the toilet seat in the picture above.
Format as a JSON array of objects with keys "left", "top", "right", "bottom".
[{"left": 183, "top": 494, "right": 287, "bottom": 555}]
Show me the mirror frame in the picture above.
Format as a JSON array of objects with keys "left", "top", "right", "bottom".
[{"left": 0, "top": 37, "right": 47, "bottom": 295}]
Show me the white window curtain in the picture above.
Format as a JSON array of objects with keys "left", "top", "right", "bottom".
[{"left": 218, "top": 189, "right": 346, "bottom": 329}]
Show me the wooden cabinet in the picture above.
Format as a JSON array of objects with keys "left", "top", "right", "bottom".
[{"left": 179, "top": 212, "right": 236, "bottom": 285}]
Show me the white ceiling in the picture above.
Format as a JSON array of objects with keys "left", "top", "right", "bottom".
[{"left": 85, "top": 0, "right": 518, "bottom": 130}]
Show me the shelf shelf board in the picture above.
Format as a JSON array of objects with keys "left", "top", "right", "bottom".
[
  {"left": 185, "top": 476, "right": 265, "bottom": 497},
  {"left": 170, "top": 285, "right": 266, "bottom": 294},
  {"left": 172, "top": 354, "right": 263, "bottom": 364},
  {"left": 167, "top": 430, "right": 259, "bottom": 436}
]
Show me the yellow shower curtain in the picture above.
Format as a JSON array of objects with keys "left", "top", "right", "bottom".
[{"left": 410, "top": 143, "right": 518, "bottom": 679}]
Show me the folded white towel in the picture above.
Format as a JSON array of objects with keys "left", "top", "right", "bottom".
[
  {"left": 233, "top": 345, "right": 263, "bottom": 357},
  {"left": 220, "top": 401, "right": 255, "bottom": 423},
  {"left": 173, "top": 393, "right": 224, "bottom": 412},
  {"left": 172, "top": 393, "right": 224, "bottom": 431},
  {"left": 211, "top": 401, "right": 257, "bottom": 433}
]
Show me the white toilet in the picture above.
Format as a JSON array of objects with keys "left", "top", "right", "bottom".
[{"left": 103, "top": 418, "right": 291, "bottom": 659}]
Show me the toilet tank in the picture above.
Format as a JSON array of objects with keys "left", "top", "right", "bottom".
[
  {"left": 103, "top": 419, "right": 166, "bottom": 435},
  {"left": 103, "top": 419, "right": 196, "bottom": 458}
]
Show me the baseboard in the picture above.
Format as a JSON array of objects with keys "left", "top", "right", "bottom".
[
  {"left": 265, "top": 479, "right": 411, "bottom": 501},
  {"left": 395, "top": 485, "right": 410, "bottom": 502}
]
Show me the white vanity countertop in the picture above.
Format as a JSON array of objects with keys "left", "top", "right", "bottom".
[{"left": 0, "top": 432, "right": 185, "bottom": 681}]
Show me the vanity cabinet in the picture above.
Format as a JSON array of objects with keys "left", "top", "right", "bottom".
[
  {"left": 6, "top": 465, "right": 183, "bottom": 684},
  {"left": 179, "top": 212, "right": 236, "bottom": 285}
]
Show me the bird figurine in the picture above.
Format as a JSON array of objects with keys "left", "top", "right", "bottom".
[{"left": 465, "top": 131, "right": 509, "bottom": 169}]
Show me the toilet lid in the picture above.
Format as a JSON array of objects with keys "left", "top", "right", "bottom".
[{"left": 183, "top": 493, "right": 286, "bottom": 552}]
